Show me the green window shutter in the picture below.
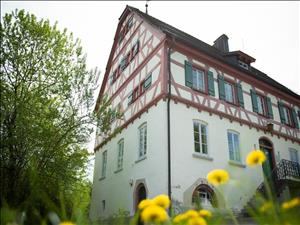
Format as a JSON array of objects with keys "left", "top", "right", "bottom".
[
  {"left": 185, "top": 60, "right": 193, "bottom": 88},
  {"left": 207, "top": 71, "right": 215, "bottom": 96},
  {"left": 218, "top": 74, "right": 225, "bottom": 100},
  {"left": 278, "top": 101, "right": 286, "bottom": 124},
  {"left": 250, "top": 89, "right": 258, "bottom": 113},
  {"left": 144, "top": 73, "right": 152, "bottom": 89},
  {"left": 236, "top": 83, "right": 244, "bottom": 108},
  {"left": 266, "top": 97, "right": 273, "bottom": 119},
  {"left": 291, "top": 108, "right": 299, "bottom": 129}
]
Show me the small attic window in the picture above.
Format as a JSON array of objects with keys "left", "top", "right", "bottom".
[{"left": 238, "top": 60, "right": 249, "bottom": 70}]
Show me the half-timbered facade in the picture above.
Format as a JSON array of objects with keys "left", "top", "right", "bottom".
[{"left": 90, "top": 6, "right": 300, "bottom": 220}]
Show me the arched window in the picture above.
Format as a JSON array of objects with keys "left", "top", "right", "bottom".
[{"left": 192, "top": 184, "right": 217, "bottom": 208}]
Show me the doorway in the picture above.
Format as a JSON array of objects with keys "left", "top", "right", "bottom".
[
  {"left": 259, "top": 137, "right": 275, "bottom": 180},
  {"left": 135, "top": 183, "right": 147, "bottom": 212}
]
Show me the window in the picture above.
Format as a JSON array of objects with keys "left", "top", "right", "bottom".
[
  {"left": 138, "top": 123, "right": 147, "bottom": 158},
  {"left": 101, "top": 151, "right": 107, "bottom": 178},
  {"left": 193, "top": 121, "right": 208, "bottom": 154},
  {"left": 192, "top": 184, "right": 217, "bottom": 207},
  {"left": 278, "top": 102, "right": 299, "bottom": 128},
  {"left": 192, "top": 68, "right": 206, "bottom": 92},
  {"left": 117, "top": 139, "right": 124, "bottom": 170},
  {"left": 141, "top": 73, "right": 152, "bottom": 94},
  {"left": 118, "top": 16, "right": 134, "bottom": 45},
  {"left": 227, "top": 131, "right": 241, "bottom": 162},
  {"left": 132, "top": 41, "right": 140, "bottom": 57},
  {"left": 238, "top": 60, "right": 249, "bottom": 70},
  {"left": 218, "top": 75, "right": 244, "bottom": 107},
  {"left": 289, "top": 148, "right": 299, "bottom": 164},
  {"left": 251, "top": 90, "right": 273, "bottom": 118},
  {"left": 257, "top": 94, "right": 267, "bottom": 116},
  {"left": 224, "top": 81, "right": 235, "bottom": 103},
  {"left": 184, "top": 61, "right": 215, "bottom": 96},
  {"left": 128, "top": 74, "right": 152, "bottom": 105}
]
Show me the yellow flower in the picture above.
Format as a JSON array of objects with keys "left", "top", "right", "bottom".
[
  {"left": 153, "top": 194, "right": 171, "bottom": 209},
  {"left": 184, "top": 209, "right": 199, "bottom": 218},
  {"left": 141, "top": 205, "right": 168, "bottom": 223},
  {"left": 259, "top": 201, "right": 273, "bottom": 212},
  {"left": 246, "top": 150, "right": 266, "bottom": 166},
  {"left": 207, "top": 169, "right": 229, "bottom": 186},
  {"left": 198, "top": 209, "right": 212, "bottom": 218},
  {"left": 188, "top": 217, "right": 207, "bottom": 225},
  {"left": 59, "top": 222, "right": 75, "bottom": 225},
  {"left": 138, "top": 199, "right": 154, "bottom": 210},
  {"left": 173, "top": 214, "right": 188, "bottom": 223},
  {"left": 282, "top": 197, "right": 300, "bottom": 210}
]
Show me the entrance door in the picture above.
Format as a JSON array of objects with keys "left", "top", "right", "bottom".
[
  {"left": 259, "top": 138, "right": 275, "bottom": 180},
  {"left": 135, "top": 184, "right": 147, "bottom": 211}
]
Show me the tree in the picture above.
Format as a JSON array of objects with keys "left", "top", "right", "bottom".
[{"left": 0, "top": 9, "right": 100, "bottom": 223}]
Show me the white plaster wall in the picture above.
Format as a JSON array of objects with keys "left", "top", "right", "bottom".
[
  {"left": 169, "top": 101, "right": 300, "bottom": 211},
  {"left": 90, "top": 100, "right": 168, "bottom": 220}
]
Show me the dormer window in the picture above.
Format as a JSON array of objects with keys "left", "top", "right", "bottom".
[{"left": 238, "top": 60, "right": 249, "bottom": 70}]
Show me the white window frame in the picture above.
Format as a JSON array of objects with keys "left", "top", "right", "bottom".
[
  {"left": 117, "top": 139, "right": 124, "bottom": 170},
  {"left": 101, "top": 150, "right": 107, "bottom": 178},
  {"left": 289, "top": 148, "right": 299, "bottom": 164},
  {"left": 193, "top": 120, "right": 208, "bottom": 155},
  {"left": 192, "top": 68, "right": 206, "bottom": 92},
  {"left": 138, "top": 123, "right": 147, "bottom": 159},
  {"left": 227, "top": 130, "right": 241, "bottom": 162},
  {"left": 224, "top": 81, "right": 234, "bottom": 103}
]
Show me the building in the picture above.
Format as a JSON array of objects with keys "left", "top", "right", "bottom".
[{"left": 89, "top": 5, "right": 300, "bottom": 220}]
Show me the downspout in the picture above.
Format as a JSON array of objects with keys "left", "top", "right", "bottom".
[{"left": 167, "top": 39, "right": 173, "bottom": 203}]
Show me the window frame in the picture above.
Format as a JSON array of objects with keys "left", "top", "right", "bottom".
[
  {"left": 117, "top": 139, "right": 124, "bottom": 170},
  {"left": 191, "top": 64, "right": 208, "bottom": 94},
  {"left": 224, "top": 79, "right": 237, "bottom": 105},
  {"left": 193, "top": 120, "right": 209, "bottom": 155},
  {"left": 256, "top": 93, "right": 268, "bottom": 117},
  {"left": 192, "top": 66, "right": 207, "bottom": 94},
  {"left": 101, "top": 150, "right": 107, "bottom": 178},
  {"left": 138, "top": 123, "right": 147, "bottom": 159},
  {"left": 282, "top": 104, "right": 294, "bottom": 127},
  {"left": 227, "top": 130, "right": 241, "bottom": 162},
  {"left": 289, "top": 148, "right": 299, "bottom": 164}
]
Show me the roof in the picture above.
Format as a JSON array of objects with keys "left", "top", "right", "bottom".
[{"left": 127, "top": 6, "right": 299, "bottom": 100}]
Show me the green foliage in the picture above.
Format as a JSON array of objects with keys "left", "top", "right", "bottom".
[{"left": 0, "top": 9, "right": 100, "bottom": 224}]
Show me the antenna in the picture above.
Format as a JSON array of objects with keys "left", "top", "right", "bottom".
[{"left": 145, "top": 0, "right": 149, "bottom": 14}]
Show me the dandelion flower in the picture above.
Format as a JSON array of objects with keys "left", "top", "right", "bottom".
[
  {"left": 184, "top": 209, "right": 199, "bottom": 218},
  {"left": 173, "top": 214, "right": 188, "bottom": 223},
  {"left": 59, "top": 222, "right": 75, "bottom": 225},
  {"left": 282, "top": 197, "right": 300, "bottom": 210},
  {"left": 207, "top": 169, "right": 229, "bottom": 186},
  {"left": 188, "top": 217, "right": 207, "bottom": 225},
  {"left": 141, "top": 205, "right": 168, "bottom": 223},
  {"left": 153, "top": 194, "right": 171, "bottom": 209},
  {"left": 259, "top": 201, "right": 273, "bottom": 213},
  {"left": 138, "top": 199, "right": 154, "bottom": 210},
  {"left": 246, "top": 150, "right": 266, "bottom": 166},
  {"left": 198, "top": 209, "right": 212, "bottom": 218}
]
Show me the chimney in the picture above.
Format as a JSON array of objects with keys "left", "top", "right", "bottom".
[{"left": 213, "top": 34, "right": 229, "bottom": 53}]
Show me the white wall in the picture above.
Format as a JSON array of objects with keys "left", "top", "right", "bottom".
[
  {"left": 90, "top": 100, "right": 168, "bottom": 220},
  {"left": 169, "top": 101, "right": 300, "bottom": 211}
]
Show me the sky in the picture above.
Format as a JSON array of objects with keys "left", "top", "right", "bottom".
[{"left": 1, "top": 1, "right": 300, "bottom": 178}]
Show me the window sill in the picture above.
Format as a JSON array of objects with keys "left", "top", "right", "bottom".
[
  {"left": 135, "top": 155, "right": 147, "bottom": 163},
  {"left": 114, "top": 168, "right": 123, "bottom": 174},
  {"left": 99, "top": 176, "right": 106, "bottom": 181},
  {"left": 228, "top": 160, "right": 246, "bottom": 168},
  {"left": 193, "top": 153, "right": 213, "bottom": 161}
]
